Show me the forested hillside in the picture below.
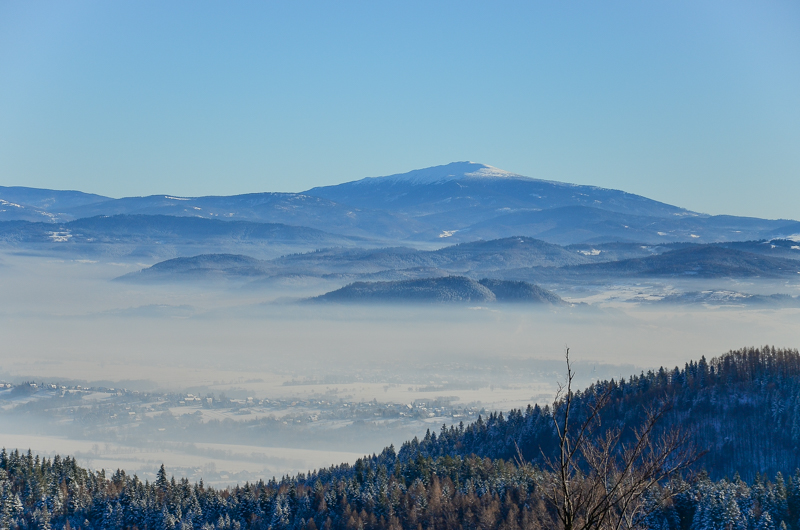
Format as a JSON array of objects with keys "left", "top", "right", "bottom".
[
  {"left": 399, "top": 346, "right": 800, "bottom": 481},
  {"left": 2, "top": 446, "right": 799, "bottom": 530},
  {"left": 311, "top": 277, "right": 564, "bottom": 304},
  {"left": 2, "top": 346, "right": 800, "bottom": 530}
]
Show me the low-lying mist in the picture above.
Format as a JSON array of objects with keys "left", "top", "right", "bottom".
[{"left": 1, "top": 251, "right": 798, "bottom": 486}]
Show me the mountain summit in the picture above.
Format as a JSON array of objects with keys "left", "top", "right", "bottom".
[
  {"left": 351, "top": 161, "right": 527, "bottom": 185},
  {"left": 305, "top": 162, "right": 698, "bottom": 238}
]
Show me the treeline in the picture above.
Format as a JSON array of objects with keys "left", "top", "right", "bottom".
[
  {"left": 397, "top": 346, "right": 800, "bottom": 481},
  {"left": 3, "top": 448, "right": 800, "bottom": 530}
]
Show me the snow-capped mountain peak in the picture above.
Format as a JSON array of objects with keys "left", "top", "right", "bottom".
[{"left": 358, "top": 162, "right": 526, "bottom": 185}]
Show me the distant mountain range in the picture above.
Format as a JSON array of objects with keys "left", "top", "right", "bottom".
[
  {"left": 268, "top": 237, "right": 591, "bottom": 275},
  {"left": 119, "top": 236, "right": 800, "bottom": 295},
  {"left": 0, "top": 215, "right": 361, "bottom": 259},
  {"left": 656, "top": 290, "right": 800, "bottom": 307},
  {"left": 503, "top": 245, "right": 800, "bottom": 282},
  {"left": 3, "top": 162, "right": 799, "bottom": 246},
  {"left": 0, "top": 186, "right": 109, "bottom": 222},
  {"left": 5, "top": 162, "right": 800, "bottom": 306}
]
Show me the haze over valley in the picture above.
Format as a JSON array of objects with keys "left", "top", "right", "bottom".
[{"left": 2, "top": 163, "right": 799, "bottom": 486}]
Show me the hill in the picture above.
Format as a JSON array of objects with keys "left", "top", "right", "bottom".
[
  {"left": 269, "top": 236, "right": 589, "bottom": 275},
  {"left": 399, "top": 346, "right": 800, "bottom": 481},
  {"left": 117, "top": 254, "right": 270, "bottom": 282},
  {"left": 477, "top": 279, "right": 564, "bottom": 303},
  {"left": 115, "top": 237, "right": 593, "bottom": 284},
  {"left": 119, "top": 236, "right": 800, "bottom": 290},
  {"left": 310, "top": 276, "right": 564, "bottom": 304}
]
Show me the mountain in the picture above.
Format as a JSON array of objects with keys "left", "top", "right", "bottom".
[
  {"left": 565, "top": 239, "right": 800, "bottom": 262},
  {"left": 505, "top": 245, "right": 800, "bottom": 281},
  {"left": 270, "top": 236, "right": 590, "bottom": 275},
  {"left": 0, "top": 186, "right": 109, "bottom": 222},
  {"left": 656, "top": 290, "right": 800, "bottom": 307},
  {"left": 428, "top": 236, "right": 589, "bottom": 269},
  {"left": 59, "top": 193, "right": 421, "bottom": 239},
  {"left": 306, "top": 162, "right": 693, "bottom": 219},
  {"left": 450, "top": 205, "right": 666, "bottom": 244},
  {"left": 0, "top": 190, "right": 421, "bottom": 239},
  {"left": 716, "top": 238, "right": 800, "bottom": 260},
  {"left": 117, "top": 237, "right": 594, "bottom": 284},
  {"left": 0, "top": 186, "right": 109, "bottom": 210},
  {"left": 306, "top": 162, "right": 799, "bottom": 243},
  {"left": 3, "top": 163, "right": 798, "bottom": 245},
  {"left": 424, "top": 205, "right": 800, "bottom": 245},
  {"left": 579, "top": 246, "right": 800, "bottom": 278},
  {"left": 118, "top": 236, "right": 800, "bottom": 287},
  {"left": 310, "top": 276, "right": 564, "bottom": 304},
  {"left": 0, "top": 215, "right": 360, "bottom": 259},
  {"left": 565, "top": 241, "right": 682, "bottom": 261}
]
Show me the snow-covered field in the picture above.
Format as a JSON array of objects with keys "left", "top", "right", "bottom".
[{"left": 0, "top": 433, "right": 363, "bottom": 488}]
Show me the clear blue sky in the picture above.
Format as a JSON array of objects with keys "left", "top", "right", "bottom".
[{"left": 1, "top": 1, "right": 798, "bottom": 219}]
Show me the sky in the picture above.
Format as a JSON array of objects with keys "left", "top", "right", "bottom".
[{"left": 0, "top": 1, "right": 798, "bottom": 220}]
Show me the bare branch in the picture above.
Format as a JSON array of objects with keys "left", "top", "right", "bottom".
[{"left": 540, "top": 347, "right": 700, "bottom": 530}]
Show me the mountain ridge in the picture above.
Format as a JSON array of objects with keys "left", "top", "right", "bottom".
[
  {"left": 117, "top": 236, "right": 800, "bottom": 287},
  {"left": 306, "top": 162, "right": 697, "bottom": 221},
  {"left": 503, "top": 245, "right": 800, "bottom": 282},
  {"left": 3, "top": 163, "right": 798, "bottom": 245},
  {"left": 0, "top": 215, "right": 365, "bottom": 260}
]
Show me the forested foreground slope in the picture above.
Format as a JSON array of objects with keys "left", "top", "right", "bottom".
[
  {"left": 400, "top": 346, "right": 800, "bottom": 481},
  {"left": 1, "top": 442, "right": 798, "bottom": 530},
  {"left": 2, "top": 346, "right": 800, "bottom": 530}
]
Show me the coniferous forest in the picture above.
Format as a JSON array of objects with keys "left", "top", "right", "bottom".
[{"left": 2, "top": 346, "right": 800, "bottom": 530}]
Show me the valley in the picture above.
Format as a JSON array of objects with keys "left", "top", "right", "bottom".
[{"left": 1, "top": 162, "right": 799, "bottom": 514}]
